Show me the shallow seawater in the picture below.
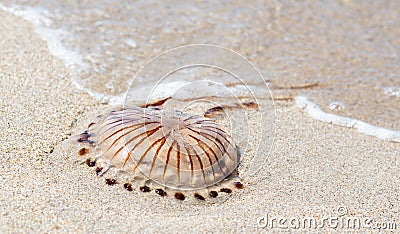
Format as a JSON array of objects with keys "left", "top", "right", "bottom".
[{"left": 1, "top": 0, "right": 399, "bottom": 136}]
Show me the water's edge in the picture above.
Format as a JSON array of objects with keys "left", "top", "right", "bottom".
[
  {"left": 1, "top": 3, "right": 398, "bottom": 143},
  {"left": 295, "top": 96, "right": 400, "bottom": 143}
]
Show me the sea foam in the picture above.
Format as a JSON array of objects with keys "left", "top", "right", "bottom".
[
  {"left": 295, "top": 96, "right": 400, "bottom": 143},
  {"left": 0, "top": 4, "right": 124, "bottom": 106}
]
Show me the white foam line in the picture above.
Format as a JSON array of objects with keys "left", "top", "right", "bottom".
[
  {"left": 1, "top": 4, "right": 125, "bottom": 106},
  {"left": 295, "top": 96, "right": 400, "bottom": 143},
  {"left": 0, "top": 5, "right": 84, "bottom": 67}
]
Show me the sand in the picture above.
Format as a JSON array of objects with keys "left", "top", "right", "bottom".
[{"left": 1, "top": 9, "right": 399, "bottom": 233}]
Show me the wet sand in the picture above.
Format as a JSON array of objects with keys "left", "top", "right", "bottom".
[{"left": 1, "top": 9, "right": 399, "bottom": 233}]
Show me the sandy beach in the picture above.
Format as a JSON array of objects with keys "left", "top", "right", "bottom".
[{"left": 1, "top": 3, "right": 399, "bottom": 233}]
